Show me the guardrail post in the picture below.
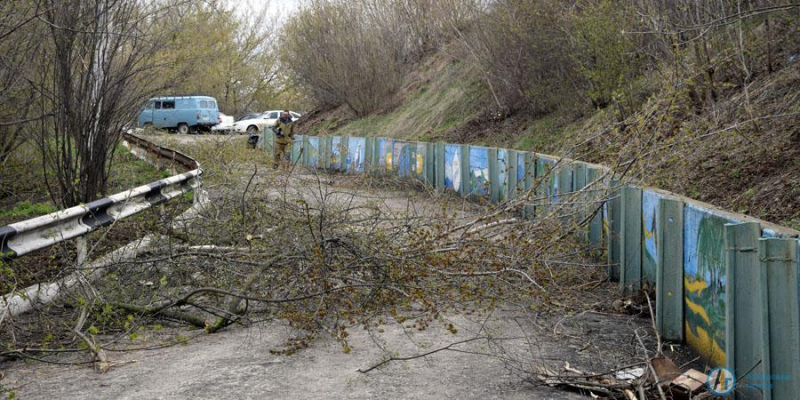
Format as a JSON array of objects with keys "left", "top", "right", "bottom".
[
  {"left": 459, "top": 145, "right": 470, "bottom": 197},
  {"left": 656, "top": 197, "right": 684, "bottom": 342},
  {"left": 759, "top": 238, "right": 800, "bottom": 400},
  {"left": 507, "top": 150, "right": 518, "bottom": 200},
  {"left": 489, "top": 148, "right": 499, "bottom": 202},
  {"left": 620, "top": 185, "right": 642, "bottom": 293},
  {"left": 724, "top": 222, "right": 763, "bottom": 400}
]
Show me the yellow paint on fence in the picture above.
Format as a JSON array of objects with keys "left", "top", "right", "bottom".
[
  {"left": 685, "top": 321, "right": 726, "bottom": 366},
  {"left": 684, "top": 277, "right": 708, "bottom": 294},
  {"left": 685, "top": 296, "right": 711, "bottom": 326}
]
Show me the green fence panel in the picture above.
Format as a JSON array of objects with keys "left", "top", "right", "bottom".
[
  {"left": 435, "top": 143, "right": 445, "bottom": 192},
  {"left": 759, "top": 238, "right": 800, "bottom": 400},
  {"left": 724, "top": 222, "right": 763, "bottom": 400},
  {"left": 656, "top": 197, "right": 684, "bottom": 342},
  {"left": 587, "top": 168, "right": 602, "bottom": 254},
  {"left": 620, "top": 185, "right": 642, "bottom": 293}
]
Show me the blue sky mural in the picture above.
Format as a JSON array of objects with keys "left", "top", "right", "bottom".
[
  {"left": 346, "top": 137, "right": 365, "bottom": 172},
  {"left": 469, "top": 147, "right": 489, "bottom": 196},
  {"left": 642, "top": 191, "right": 660, "bottom": 284},
  {"left": 444, "top": 145, "right": 461, "bottom": 192}
]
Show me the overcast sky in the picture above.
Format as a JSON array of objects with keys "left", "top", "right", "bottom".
[{"left": 232, "top": 0, "right": 303, "bottom": 18}]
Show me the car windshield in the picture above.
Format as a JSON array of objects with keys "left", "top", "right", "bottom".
[{"left": 237, "top": 113, "right": 260, "bottom": 121}]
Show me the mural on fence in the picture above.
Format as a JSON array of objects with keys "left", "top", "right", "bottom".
[
  {"left": 393, "top": 141, "right": 416, "bottom": 177},
  {"left": 642, "top": 191, "right": 660, "bottom": 284},
  {"left": 381, "top": 138, "right": 395, "bottom": 170},
  {"left": 498, "top": 149, "right": 507, "bottom": 200},
  {"left": 517, "top": 153, "right": 526, "bottom": 192},
  {"left": 444, "top": 145, "right": 461, "bottom": 192},
  {"left": 330, "top": 136, "right": 342, "bottom": 169},
  {"left": 307, "top": 137, "right": 319, "bottom": 167},
  {"left": 346, "top": 137, "right": 365, "bottom": 172},
  {"left": 469, "top": 147, "right": 489, "bottom": 196},
  {"left": 684, "top": 205, "right": 731, "bottom": 366},
  {"left": 414, "top": 143, "right": 425, "bottom": 178}
]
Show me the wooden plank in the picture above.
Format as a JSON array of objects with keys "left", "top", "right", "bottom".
[{"left": 656, "top": 198, "right": 684, "bottom": 341}]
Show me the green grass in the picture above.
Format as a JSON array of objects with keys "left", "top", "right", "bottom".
[{"left": 0, "top": 201, "right": 57, "bottom": 219}]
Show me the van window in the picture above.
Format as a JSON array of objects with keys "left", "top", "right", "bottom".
[
  {"left": 210, "top": 101, "right": 217, "bottom": 109},
  {"left": 155, "top": 101, "right": 162, "bottom": 109},
  {"left": 145, "top": 101, "right": 154, "bottom": 110},
  {"left": 162, "top": 101, "right": 175, "bottom": 109},
  {"left": 199, "top": 100, "right": 208, "bottom": 108}
]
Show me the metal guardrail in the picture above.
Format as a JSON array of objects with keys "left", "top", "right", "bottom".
[{"left": 0, "top": 132, "right": 202, "bottom": 261}]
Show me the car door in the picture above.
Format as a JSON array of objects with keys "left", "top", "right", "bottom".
[
  {"left": 152, "top": 101, "right": 165, "bottom": 128},
  {"left": 262, "top": 111, "right": 280, "bottom": 129},
  {"left": 139, "top": 101, "right": 155, "bottom": 127},
  {"left": 160, "top": 99, "right": 176, "bottom": 128}
]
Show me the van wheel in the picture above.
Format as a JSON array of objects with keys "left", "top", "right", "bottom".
[
  {"left": 247, "top": 126, "right": 258, "bottom": 135},
  {"left": 177, "top": 123, "right": 189, "bottom": 135},
  {"left": 142, "top": 122, "right": 153, "bottom": 129}
]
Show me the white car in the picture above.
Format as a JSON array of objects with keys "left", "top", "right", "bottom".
[
  {"left": 230, "top": 110, "right": 302, "bottom": 134},
  {"left": 211, "top": 112, "right": 235, "bottom": 133}
]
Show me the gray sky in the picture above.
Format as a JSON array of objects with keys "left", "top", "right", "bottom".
[{"left": 232, "top": 0, "right": 303, "bottom": 18}]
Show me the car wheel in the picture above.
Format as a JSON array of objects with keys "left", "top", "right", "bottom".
[
  {"left": 247, "top": 125, "right": 258, "bottom": 135},
  {"left": 177, "top": 123, "right": 189, "bottom": 135}
]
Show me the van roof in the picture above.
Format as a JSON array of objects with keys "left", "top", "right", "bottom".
[{"left": 150, "top": 96, "right": 217, "bottom": 101}]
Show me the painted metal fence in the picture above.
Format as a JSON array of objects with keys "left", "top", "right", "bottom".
[{"left": 264, "top": 131, "right": 800, "bottom": 399}]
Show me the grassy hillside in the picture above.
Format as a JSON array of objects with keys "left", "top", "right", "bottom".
[{"left": 296, "top": 50, "right": 800, "bottom": 230}]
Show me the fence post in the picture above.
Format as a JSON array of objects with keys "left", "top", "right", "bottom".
[
  {"left": 620, "top": 185, "right": 642, "bottom": 293},
  {"left": 724, "top": 222, "right": 763, "bottom": 400},
  {"left": 759, "top": 238, "right": 800, "bottom": 400},
  {"left": 656, "top": 197, "right": 684, "bottom": 342}
]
